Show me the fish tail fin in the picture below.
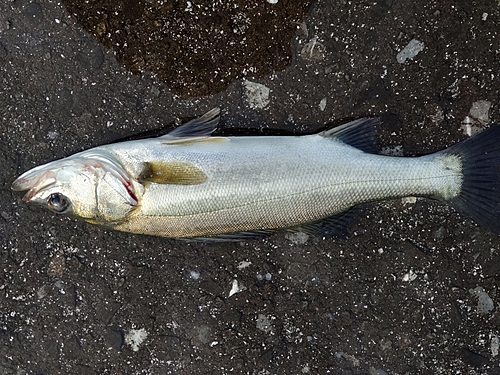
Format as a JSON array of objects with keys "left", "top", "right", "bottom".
[{"left": 442, "top": 125, "right": 500, "bottom": 234}]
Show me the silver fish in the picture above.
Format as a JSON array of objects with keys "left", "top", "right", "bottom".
[{"left": 11, "top": 109, "right": 500, "bottom": 239}]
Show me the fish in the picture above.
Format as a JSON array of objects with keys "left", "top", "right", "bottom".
[{"left": 11, "top": 108, "right": 500, "bottom": 240}]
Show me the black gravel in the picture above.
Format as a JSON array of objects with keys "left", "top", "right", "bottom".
[{"left": 1, "top": 1, "right": 500, "bottom": 374}]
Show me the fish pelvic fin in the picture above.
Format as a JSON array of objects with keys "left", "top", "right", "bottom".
[
  {"left": 441, "top": 124, "right": 500, "bottom": 235},
  {"left": 177, "top": 230, "right": 275, "bottom": 242},
  {"left": 320, "top": 117, "right": 380, "bottom": 153}
]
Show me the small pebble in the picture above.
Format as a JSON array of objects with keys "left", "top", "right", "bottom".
[
  {"left": 397, "top": 39, "right": 424, "bottom": 63},
  {"left": 243, "top": 80, "right": 270, "bottom": 109}
]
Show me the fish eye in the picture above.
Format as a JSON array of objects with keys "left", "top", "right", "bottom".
[{"left": 47, "top": 193, "right": 70, "bottom": 213}]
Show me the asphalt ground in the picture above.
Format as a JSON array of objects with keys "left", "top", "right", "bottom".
[{"left": 1, "top": 1, "right": 500, "bottom": 374}]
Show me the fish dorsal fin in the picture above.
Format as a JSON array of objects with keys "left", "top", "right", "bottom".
[
  {"left": 320, "top": 118, "right": 379, "bottom": 153},
  {"left": 139, "top": 161, "right": 207, "bottom": 185},
  {"left": 162, "top": 136, "right": 229, "bottom": 146},
  {"left": 160, "top": 108, "right": 221, "bottom": 140}
]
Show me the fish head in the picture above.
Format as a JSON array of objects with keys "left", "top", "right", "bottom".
[{"left": 12, "top": 152, "right": 139, "bottom": 224}]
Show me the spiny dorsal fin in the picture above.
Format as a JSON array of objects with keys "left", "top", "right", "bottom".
[
  {"left": 162, "top": 136, "right": 229, "bottom": 146},
  {"left": 160, "top": 108, "right": 220, "bottom": 140},
  {"left": 139, "top": 161, "right": 207, "bottom": 185},
  {"left": 320, "top": 118, "right": 379, "bottom": 153}
]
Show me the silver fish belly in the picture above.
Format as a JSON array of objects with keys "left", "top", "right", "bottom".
[{"left": 11, "top": 109, "right": 500, "bottom": 239}]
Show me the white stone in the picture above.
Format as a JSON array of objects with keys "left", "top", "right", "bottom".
[
  {"left": 237, "top": 260, "right": 252, "bottom": 270},
  {"left": 125, "top": 328, "right": 148, "bottom": 352},
  {"left": 243, "top": 80, "right": 270, "bottom": 109},
  {"left": 285, "top": 231, "right": 309, "bottom": 245},
  {"left": 319, "top": 98, "right": 327, "bottom": 111},
  {"left": 228, "top": 279, "right": 245, "bottom": 297},
  {"left": 469, "top": 286, "right": 494, "bottom": 314},
  {"left": 461, "top": 100, "right": 491, "bottom": 136},
  {"left": 402, "top": 270, "right": 417, "bottom": 282},
  {"left": 469, "top": 100, "right": 491, "bottom": 125},
  {"left": 491, "top": 334, "right": 499, "bottom": 357},
  {"left": 397, "top": 39, "right": 424, "bottom": 63}
]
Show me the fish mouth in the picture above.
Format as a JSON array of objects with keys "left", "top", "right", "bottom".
[{"left": 12, "top": 168, "right": 56, "bottom": 202}]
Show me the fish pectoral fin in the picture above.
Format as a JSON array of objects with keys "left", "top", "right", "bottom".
[
  {"left": 288, "top": 206, "right": 361, "bottom": 239},
  {"left": 139, "top": 161, "right": 207, "bottom": 185},
  {"left": 160, "top": 108, "right": 220, "bottom": 140}
]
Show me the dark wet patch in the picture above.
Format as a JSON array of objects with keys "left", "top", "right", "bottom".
[{"left": 62, "top": 0, "right": 313, "bottom": 98}]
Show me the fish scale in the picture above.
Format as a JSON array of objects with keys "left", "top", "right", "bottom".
[{"left": 107, "top": 136, "right": 460, "bottom": 237}]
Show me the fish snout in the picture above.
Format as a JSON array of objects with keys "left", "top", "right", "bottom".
[
  {"left": 11, "top": 176, "right": 30, "bottom": 191},
  {"left": 11, "top": 169, "right": 57, "bottom": 202}
]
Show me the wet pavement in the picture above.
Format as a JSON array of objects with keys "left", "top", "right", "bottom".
[{"left": 1, "top": 0, "right": 500, "bottom": 374}]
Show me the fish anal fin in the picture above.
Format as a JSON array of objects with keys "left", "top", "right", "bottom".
[
  {"left": 321, "top": 118, "right": 379, "bottom": 153},
  {"left": 288, "top": 207, "right": 360, "bottom": 239},
  {"left": 139, "top": 161, "right": 207, "bottom": 185}
]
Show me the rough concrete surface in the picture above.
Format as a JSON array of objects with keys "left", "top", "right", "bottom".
[{"left": 1, "top": 0, "right": 500, "bottom": 374}]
